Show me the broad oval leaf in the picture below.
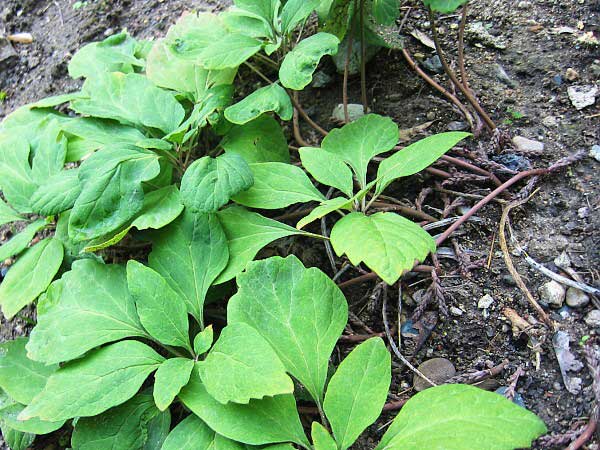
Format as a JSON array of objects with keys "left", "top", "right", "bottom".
[
  {"left": 20, "top": 340, "right": 164, "bottom": 422},
  {"left": 372, "top": 0, "right": 401, "bottom": 26},
  {"left": 126, "top": 261, "right": 191, "bottom": 350},
  {"left": 281, "top": 0, "right": 321, "bottom": 34},
  {"left": 199, "top": 33, "right": 263, "bottom": 70},
  {"left": 193, "top": 326, "right": 214, "bottom": 356},
  {"left": 324, "top": 338, "right": 391, "bottom": 450},
  {"left": 179, "top": 366, "right": 310, "bottom": 447},
  {"left": 375, "top": 384, "right": 547, "bottom": 450},
  {"left": 0, "top": 219, "right": 46, "bottom": 261},
  {"left": 27, "top": 259, "right": 147, "bottom": 364},
  {"left": 376, "top": 132, "right": 470, "bottom": 195},
  {"left": 181, "top": 153, "right": 254, "bottom": 213},
  {"left": 225, "top": 84, "right": 293, "bottom": 125},
  {"left": 153, "top": 358, "right": 195, "bottom": 411},
  {"left": 30, "top": 120, "right": 68, "bottom": 182},
  {"left": 161, "top": 414, "right": 215, "bottom": 450},
  {"left": 0, "top": 135, "right": 36, "bottom": 213},
  {"left": 228, "top": 255, "right": 348, "bottom": 403},
  {"left": 0, "top": 394, "right": 64, "bottom": 435},
  {"left": 232, "top": 162, "right": 325, "bottom": 209},
  {"left": 215, "top": 206, "right": 310, "bottom": 284},
  {"left": 148, "top": 210, "right": 229, "bottom": 324},
  {"left": 199, "top": 323, "right": 294, "bottom": 404},
  {"left": 280, "top": 33, "right": 339, "bottom": 90},
  {"left": 311, "top": 422, "right": 337, "bottom": 450},
  {"left": 330, "top": 212, "right": 435, "bottom": 285},
  {"left": 30, "top": 170, "right": 82, "bottom": 216},
  {"left": 0, "top": 238, "right": 64, "bottom": 320},
  {"left": 422, "top": 0, "right": 468, "bottom": 13},
  {"left": 0, "top": 199, "right": 23, "bottom": 227},
  {"left": 299, "top": 147, "right": 353, "bottom": 197}
]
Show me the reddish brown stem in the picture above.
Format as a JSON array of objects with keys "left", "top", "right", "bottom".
[
  {"left": 441, "top": 154, "right": 503, "bottom": 187},
  {"left": 292, "top": 93, "right": 310, "bottom": 148},
  {"left": 338, "top": 332, "right": 385, "bottom": 343},
  {"left": 567, "top": 418, "right": 597, "bottom": 450},
  {"left": 289, "top": 91, "right": 328, "bottom": 137},
  {"left": 359, "top": 0, "right": 368, "bottom": 113},
  {"left": 343, "top": 23, "right": 355, "bottom": 123},
  {"left": 426, "top": 167, "right": 451, "bottom": 179},
  {"left": 337, "top": 265, "right": 434, "bottom": 289},
  {"left": 457, "top": 2, "right": 469, "bottom": 89},
  {"left": 370, "top": 201, "right": 438, "bottom": 222}
]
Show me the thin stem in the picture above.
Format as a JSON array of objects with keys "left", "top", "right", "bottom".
[
  {"left": 292, "top": 92, "right": 311, "bottom": 147},
  {"left": 440, "top": 154, "right": 503, "bottom": 187},
  {"left": 288, "top": 90, "right": 329, "bottom": 136},
  {"left": 343, "top": 25, "right": 355, "bottom": 123},
  {"left": 359, "top": 0, "right": 368, "bottom": 113},
  {"left": 243, "top": 61, "right": 273, "bottom": 85},
  {"left": 457, "top": 2, "right": 469, "bottom": 88}
]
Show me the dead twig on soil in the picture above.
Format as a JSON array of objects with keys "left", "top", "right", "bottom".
[{"left": 445, "top": 359, "right": 509, "bottom": 385}]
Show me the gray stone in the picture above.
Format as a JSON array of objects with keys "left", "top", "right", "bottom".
[
  {"left": 478, "top": 294, "right": 494, "bottom": 309},
  {"left": 542, "top": 116, "right": 558, "bottom": 127},
  {"left": 447, "top": 121, "right": 468, "bottom": 131},
  {"left": 450, "top": 306, "right": 463, "bottom": 317},
  {"left": 311, "top": 71, "right": 333, "bottom": 88},
  {"left": 565, "top": 288, "right": 589, "bottom": 308},
  {"left": 423, "top": 55, "right": 443, "bottom": 74},
  {"left": 584, "top": 310, "right": 600, "bottom": 328},
  {"left": 466, "top": 22, "right": 506, "bottom": 49},
  {"left": 413, "top": 358, "right": 456, "bottom": 391},
  {"left": 554, "top": 251, "right": 571, "bottom": 269},
  {"left": 578, "top": 207, "right": 590, "bottom": 219},
  {"left": 567, "top": 85, "right": 598, "bottom": 110},
  {"left": 590, "top": 145, "right": 600, "bottom": 163},
  {"left": 538, "top": 280, "right": 566, "bottom": 308},
  {"left": 0, "top": 38, "right": 18, "bottom": 68},
  {"left": 512, "top": 136, "right": 545, "bottom": 153},
  {"left": 494, "top": 63, "right": 518, "bottom": 88}
]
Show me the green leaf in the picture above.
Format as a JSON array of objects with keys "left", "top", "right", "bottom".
[
  {"left": 68, "top": 31, "right": 144, "bottom": 80},
  {"left": 0, "top": 394, "right": 64, "bottom": 435},
  {"left": 232, "top": 162, "right": 325, "bottom": 209},
  {"left": 296, "top": 197, "right": 352, "bottom": 230},
  {"left": 0, "top": 338, "right": 57, "bottom": 404},
  {"left": 225, "top": 84, "right": 293, "bottom": 125},
  {"left": 30, "top": 169, "right": 81, "bottom": 216},
  {"left": 322, "top": 0, "right": 353, "bottom": 40},
  {"left": 144, "top": 408, "right": 171, "bottom": 450},
  {"left": 299, "top": 147, "right": 353, "bottom": 196},
  {"left": 422, "top": 0, "right": 468, "bottom": 13},
  {"left": 330, "top": 212, "right": 435, "bottom": 284},
  {"left": 324, "top": 338, "right": 391, "bottom": 449},
  {"left": 371, "top": 0, "right": 400, "bottom": 26},
  {"left": 30, "top": 120, "right": 68, "bottom": 181},
  {"left": 376, "top": 132, "right": 470, "bottom": 195},
  {"left": 153, "top": 358, "right": 195, "bottom": 411},
  {"left": 228, "top": 255, "right": 348, "bottom": 404},
  {"left": 280, "top": 33, "right": 339, "bottom": 90},
  {"left": 181, "top": 153, "right": 253, "bottom": 213},
  {"left": 0, "top": 200, "right": 23, "bottom": 227},
  {"left": 0, "top": 135, "right": 36, "bottom": 212},
  {"left": 127, "top": 261, "right": 191, "bottom": 350},
  {"left": 215, "top": 206, "right": 309, "bottom": 284},
  {"left": 27, "top": 260, "right": 147, "bottom": 364},
  {"left": 199, "top": 33, "right": 263, "bottom": 70},
  {"left": 179, "top": 366, "right": 310, "bottom": 447},
  {"left": 321, "top": 114, "right": 399, "bottom": 187},
  {"left": 82, "top": 185, "right": 184, "bottom": 252},
  {"left": 69, "top": 146, "right": 161, "bottom": 242},
  {"left": 193, "top": 326, "right": 214, "bottom": 355},
  {"left": 376, "top": 384, "right": 547, "bottom": 450},
  {"left": 221, "top": 115, "right": 290, "bottom": 163},
  {"left": 148, "top": 210, "right": 229, "bottom": 324},
  {"left": 161, "top": 414, "right": 214, "bottom": 450},
  {"left": 71, "top": 72, "right": 185, "bottom": 134},
  {"left": 235, "top": 0, "right": 280, "bottom": 26},
  {"left": 311, "top": 422, "right": 337, "bottom": 450},
  {"left": 0, "top": 424, "right": 35, "bottom": 450},
  {"left": 71, "top": 393, "right": 160, "bottom": 450},
  {"left": 0, "top": 219, "right": 46, "bottom": 261},
  {"left": 281, "top": 0, "right": 321, "bottom": 34},
  {"left": 0, "top": 238, "right": 64, "bottom": 320},
  {"left": 163, "top": 12, "right": 227, "bottom": 60},
  {"left": 222, "top": 10, "right": 274, "bottom": 39},
  {"left": 20, "top": 340, "right": 164, "bottom": 422},
  {"left": 199, "top": 323, "right": 294, "bottom": 404}
]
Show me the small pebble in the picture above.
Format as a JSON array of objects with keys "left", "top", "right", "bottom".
[
  {"left": 495, "top": 387, "right": 526, "bottom": 408},
  {"left": 538, "top": 280, "right": 566, "bottom": 308},
  {"left": 577, "top": 207, "right": 590, "bottom": 219},
  {"left": 413, "top": 358, "right": 456, "bottom": 391},
  {"left": 565, "top": 68, "right": 579, "bottom": 81},
  {"left": 493, "top": 153, "right": 532, "bottom": 171},
  {"left": 567, "top": 85, "right": 598, "bottom": 110},
  {"left": 554, "top": 251, "right": 571, "bottom": 269},
  {"left": 552, "top": 74, "right": 563, "bottom": 86},
  {"left": 584, "top": 310, "right": 600, "bottom": 328},
  {"left": 512, "top": 136, "right": 544, "bottom": 153},
  {"left": 565, "top": 288, "right": 589, "bottom": 308},
  {"left": 478, "top": 294, "right": 494, "bottom": 309},
  {"left": 449, "top": 306, "right": 463, "bottom": 317},
  {"left": 422, "top": 55, "right": 443, "bottom": 73},
  {"left": 447, "top": 121, "right": 469, "bottom": 131},
  {"left": 590, "top": 145, "right": 600, "bottom": 163},
  {"left": 542, "top": 116, "right": 558, "bottom": 127}
]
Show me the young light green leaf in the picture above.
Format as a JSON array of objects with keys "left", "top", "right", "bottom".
[
  {"left": 372, "top": 0, "right": 400, "bottom": 25},
  {"left": 27, "top": 260, "right": 147, "bottom": 364},
  {"left": 324, "top": 338, "right": 391, "bottom": 449},
  {"left": 199, "top": 323, "right": 294, "bottom": 404},
  {"left": 0, "top": 238, "right": 63, "bottom": 320},
  {"left": 0, "top": 424, "right": 35, "bottom": 450},
  {"left": 0, "top": 219, "right": 46, "bottom": 261},
  {"left": 69, "top": 146, "right": 161, "bottom": 242},
  {"left": 280, "top": 33, "right": 339, "bottom": 90},
  {"left": 153, "top": 358, "right": 195, "bottom": 411},
  {"left": 376, "top": 384, "right": 547, "bottom": 450},
  {"left": 71, "top": 72, "right": 184, "bottom": 134},
  {"left": 193, "top": 326, "right": 214, "bottom": 355},
  {"left": 376, "top": 132, "right": 470, "bottom": 194},
  {"left": 321, "top": 114, "right": 399, "bottom": 187},
  {"left": 222, "top": 9, "right": 274, "bottom": 39},
  {"left": 234, "top": 0, "right": 280, "bottom": 26},
  {"left": 225, "top": 84, "right": 293, "bottom": 125},
  {"left": 228, "top": 255, "right": 348, "bottom": 404},
  {"left": 0, "top": 199, "right": 23, "bottom": 227},
  {"left": 0, "top": 135, "right": 36, "bottom": 213},
  {"left": 221, "top": 115, "right": 290, "bottom": 163},
  {"left": 330, "top": 212, "right": 435, "bottom": 285},
  {"left": 0, "top": 395, "right": 64, "bottom": 435},
  {"left": 215, "top": 206, "right": 308, "bottom": 283},
  {"left": 148, "top": 210, "right": 229, "bottom": 324},
  {"left": 179, "top": 366, "right": 310, "bottom": 447},
  {"left": 232, "top": 162, "right": 325, "bottom": 209},
  {"left": 296, "top": 197, "right": 352, "bottom": 230},
  {"left": 30, "top": 169, "right": 81, "bottom": 216},
  {"left": 71, "top": 393, "right": 159, "bottom": 450},
  {"left": 0, "top": 338, "right": 58, "bottom": 405},
  {"left": 181, "top": 153, "right": 253, "bottom": 213},
  {"left": 311, "top": 422, "right": 337, "bottom": 450},
  {"left": 163, "top": 12, "right": 226, "bottom": 59},
  {"left": 299, "top": 147, "right": 353, "bottom": 197},
  {"left": 20, "top": 340, "right": 164, "bottom": 422},
  {"left": 199, "top": 33, "right": 263, "bottom": 70},
  {"left": 280, "top": 0, "right": 321, "bottom": 34},
  {"left": 127, "top": 261, "right": 191, "bottom": 350},
  {"left": 422, "top": 0, "right": 468, "bottom": 13}
]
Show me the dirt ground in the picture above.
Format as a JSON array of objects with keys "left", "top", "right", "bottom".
[{"left": 0, "top": 0, "right": 599, "bottom": 449}]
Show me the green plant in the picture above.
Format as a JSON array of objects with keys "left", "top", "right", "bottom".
[{"left": 0, "top": 1, "right": 548, "bottom": 448}]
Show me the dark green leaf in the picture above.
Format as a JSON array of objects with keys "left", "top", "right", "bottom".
[{"left": 371, "top": 0, "right": 400, "bottom": 25}]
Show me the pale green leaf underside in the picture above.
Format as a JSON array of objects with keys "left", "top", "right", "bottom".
[
  {"left": 153, "top": 358, "right": 195, "bottom": 411},
  {"left": 330, "top": 212, "right": 436, "bottom": 285},
  {"left": 225, "top": 84, "right": 293, "bottom": 125}
]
